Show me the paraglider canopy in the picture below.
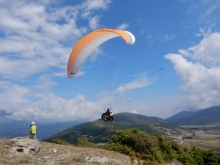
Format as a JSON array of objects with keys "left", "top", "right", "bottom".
[
  {"left": 158, "top": 68, "right": 163, "bottom": 74},
  {"left": 67, "top": 28, "right": 135, "bottom": 79}
]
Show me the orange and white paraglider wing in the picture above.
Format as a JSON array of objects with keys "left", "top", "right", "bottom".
[{"left": 67, "top": 28, "right": 135, "bottom": 79}]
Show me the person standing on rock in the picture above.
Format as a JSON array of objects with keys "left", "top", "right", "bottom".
[{"left": 30, "top": 122, "right": 37, "bottom": 139}]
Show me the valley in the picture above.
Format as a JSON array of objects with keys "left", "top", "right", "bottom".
[{"left": 180, "top": 124, "right": 220, "bottom": 155}]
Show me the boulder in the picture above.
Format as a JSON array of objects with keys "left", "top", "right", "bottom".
[
  {"left": 85, "top": 156, "right": 108, "bottom": 164},
  {"left": 6, "top": 136, "right": 41, "bottom": 156}
]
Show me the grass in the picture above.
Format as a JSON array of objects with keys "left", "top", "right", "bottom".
[{"left": 205, "top": 132, "right": 220, "bottom": 135}]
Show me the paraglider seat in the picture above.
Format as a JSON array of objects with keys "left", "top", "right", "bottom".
[{"left": 101, "top": 113, "right": 114, "bottom": 122}]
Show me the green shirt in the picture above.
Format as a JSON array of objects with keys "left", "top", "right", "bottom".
[{"left": 30, "top": 125, "right": 37, "bottom": 134}]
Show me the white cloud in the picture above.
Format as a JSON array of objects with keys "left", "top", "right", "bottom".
[
  {"left": 0, "top": 69, "right": 155, "bottom": 121},
  {"left": 179, "top": 32, "right": 220, "bottom": 66},
  {"left": 163, "top": 34, "right": 175, "bottom": 41},
  {"left": 0, "top": 81, "right": 29, "bottom": 103},
  {"left": 0, "top": 81, "right": 102, "bottom": 121},
  {"left": 130, "top": 110, "right": 138, "bottom": 114},
  {"left": 23, "top": 93, "right": 101, "bottom": 122},
  {"left": 0, "top": 0, "right": 117, "bottom": 122},
  {"left": 89, "top": 15, "right": 100, "bottom": 29},
  {"left": 186, "top": 0, "right": 220, "bottom": 27},
  {"left": 0, "top": 0, "right": 111, "bottom": 79},
  {"left": 80, "top": 0, "right": 111, "bottom": 18},
  {"left": 34, "top": 75, "right": 57, "bottom": 90},
  {"left": 116, "top": 71, "right": 152, "bottom": 95},
  {"left": 165, "top": 32, "right": 220, "bottom": 112},
  {"left": 53, "top": 72, "right": 67, "bottom": 78},
  {"left": 0, "top": 81, "right": 30, "bottom": 111},
  {"left": 146, "top": 35, "right": 154, "bottom": 47},
  {"left": 117, "top": 23, "right": 129, "bottom": 30},
  {"left": 83, "top": 0, "right": 111, "bottom": 11}
]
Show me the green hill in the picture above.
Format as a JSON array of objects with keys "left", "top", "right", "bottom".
[{"left": 43, "top": 112, "right": 189, "bottom": 144}]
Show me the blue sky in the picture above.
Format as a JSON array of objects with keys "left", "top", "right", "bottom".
[{"left": 1, "top": 0, "right": 220, "bottom": 122}]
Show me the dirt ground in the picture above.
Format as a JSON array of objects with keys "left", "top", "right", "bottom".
[
  {"left": 0, "top": 140, "right": 132, "bottom": 165},
  {"left": 0, "top": 140, "right": 183, "bottom": 165}
]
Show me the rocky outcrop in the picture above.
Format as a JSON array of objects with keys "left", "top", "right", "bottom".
[{"left": 5, "top": 136, "right": 41, "bottom": 156}]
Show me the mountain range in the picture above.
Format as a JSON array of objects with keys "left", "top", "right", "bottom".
[
  {"left": 43, "top": 112, "right": 187, "bottom": 144},
  {"left": 0, "top": 109, "right": 82, "bottom": 140},
  {"left": 0, "top": 120, "right": 82, "bottom": 140},
  {"left": 0, "top": 109, "right": 12, "bottom": 122},
  {"left": 1, "top": 105, "right": 220, "bottom": 141},
  {"left": 166, "top": 106, "right": 220, "bottom": 125}
]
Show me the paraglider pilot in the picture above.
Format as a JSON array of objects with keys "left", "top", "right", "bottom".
[{"left": 106, "top": 108, "right": 114, "bottom": 122}]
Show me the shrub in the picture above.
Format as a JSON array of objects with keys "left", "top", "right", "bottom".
[
  {"left": 107, "top": 128, "right": 159, "bottom": 161},
  {"left": 152, "top": 133, "right": 182, "bottom": 160},
  {"left": 77, "top": 136, "right": 96, "bottom": 148},
  {"left": 50, "top": 138, "right": 68, "bottom": 145},
  {"left": 189, "top": 147, "right": 219, "bottom": 165},
  {"left": 107, "top": 128, "right": 220, "bottom": 164}
]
